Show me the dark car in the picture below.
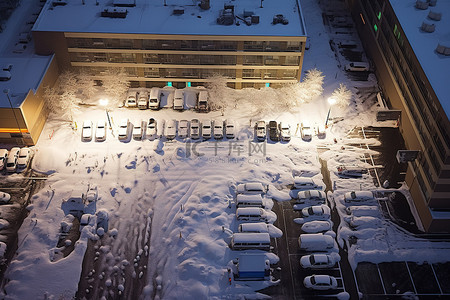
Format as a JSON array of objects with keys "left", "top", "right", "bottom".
[{"left": 268, "top": 121, "right": 279, "bottom": 141}]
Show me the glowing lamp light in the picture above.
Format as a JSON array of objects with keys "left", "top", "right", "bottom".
[
  {"left": 328, "top": 97, "right": 336, "bottom": 106},
  {"left": 99, "top": 98, "right": 109, "bottom": 106}
]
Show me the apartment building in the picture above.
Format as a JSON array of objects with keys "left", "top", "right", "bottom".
[
  {"left": 32, "top": 0, "right": 307, "bottom": 89},
  {"left": 346, "top": 0, "right": 450, "bottom": 232}
]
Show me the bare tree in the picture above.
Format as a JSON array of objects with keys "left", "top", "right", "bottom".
[{"left": 101, "top": 68, "right": 129, "bottom": 108}]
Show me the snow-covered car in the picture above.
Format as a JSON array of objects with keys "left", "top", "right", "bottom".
[
  {"left": 0, "top": 149, "right": 8, "bottom": 170},
  {"left": 225, "top": 119, "right": 235, "bottom": 139},
  {"left": 268, "top": 121, "right": 279, "bottom": 141},
  {"left": 79, "top": 214, "right": 95, "bottom": 232},
  {"left": 178, "top": 120, "right": 189, "bottom": 138},
  {"left": 118, "top": 118, "right": 130, "bottom": 140},
  {"left": 301, "top": 121, "right": 312, "bottom": 141},
  {"left": 17, "top": 147, "right": 31, "bottom": 170},
  {"left": 173, "top": 89, "right": 184, "bottom": 110},
  {"left": 301, "top": 220, "right": 333, "bottom": 233},
  {"left": 345, "top": 61, "right": 369, "bottom": 72},
  {"left": 149, "top": 88, "right": 160, "bottom": 109},
  {"left": 137, "top": 91, "right": 149, "bottom": 109},
  {"left": 303, "top": 275, "right": 338, "bottom": 290},
  {"left": 6, "top": 147, "right": 20, "bottom": 172},
  {"left": 255, "top": 121, "right": 266, "bottom": 142},
  {"left": 132, "top": 120, "right": 145, "bottom": 140},
  {"left": 146, "top": 118, "right": 157, "bottom": 138},
  {"left": 125, "top": 91, "right": 137, "bottom": 107},
  {"left": 344, "top": 191, "right": 374, "bottom": 203},
  {"left": 95, "top": 120, "right": 107, "bottom": 142},
  {"left": 296, "top": 190, "right": 326, "bottom": 204},
  {"left": 0, "top": 192, "right": 11, "bottom": 204},
  {"left": 279, "top": 122, "right": 291, "bottom": 141},
  {"left": 202, "top": 119, "right": 212, "bottom": 140},
  {"left": 345, "top": 205, "right": 380, "bottom": 217},
  {"left": 213, "top": 120, "right": 223, "bottom": 139},
  {"left": 299, "top": 205, "right": 331, "bottom": 222},
  {"left": 349, "top": 216, "right": 382, "bottom": 229},
  {"left": 300, "top": 254, "right": 337, "bottom": 269},
  {"left": 337, "top": 165, "right": 368, "bottom": 178},
  {"left": 190, "top": 119, "right": 201, "bottom": 139},
  {"left": 293, "top": 177, "right": 321, "bottom": 190},
  {"left": 165, "top": 119, "right": 177, "bottom": 140},
  {"left": 316, "top": 124, "right": 326, "bottom": 138},
  {"left": 81, "top": 120, "right": 93, "bottom": 141},
  {"left": 236, "top": 182, "right": 266, "bottom": 195}
]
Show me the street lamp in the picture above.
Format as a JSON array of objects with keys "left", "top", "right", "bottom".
[
  {"left": 99, "top": 98, "right": 112, "bottom": 129},
  {"left": 3, "top": 89, "right": 23, "bottom": 137},
  {"left": 325, "top": 97, "right": 336, "bottom": 128}
]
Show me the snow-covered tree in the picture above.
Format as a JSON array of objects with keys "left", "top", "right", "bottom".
[
  {"left": 299, "top": 68, "right": 324, "bottom": 103},
  {"left": 101, "top": 68, "right": 129, "bottom": 108},
  {"left": 206, "top": 74, "right": 230, "bottom": 111},
  {"left": 332, "top": 83, "right": 352, "bottom": 108},
  {"left": 76, "top": 69, "right": 98, "bottom": 102}
]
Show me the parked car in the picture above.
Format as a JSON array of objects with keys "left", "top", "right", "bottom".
[
  {"left": 118, "top": 118, "right": 130, "bottom": 140},
  {"left": 298, "top": 205, "right": 331, "bottom": 222},
  {"left": 236, "top": 182, "right": 266, "bottom": 195},
  {"left": 255, "top": 121, "right": 266, "bottom": 142},
  {"left": 190, "top": 119, "right": 201, "bottom": 139},
  {"left": 301, "top": 121, "right": 312, "bottom": 141},
  {"left": 202, "top": 119, "right": 212, "bottom": 140},
  {"left": 95, "top": 120, "right": 107, "bottom": 142},
  {"left": 125, "top": 91, "right": 137, "bottom": 107},
  {"left": 196, "top": 90, "right": 209, "bottom": 112},
  {"left": 81, "top": 120, "right": 93, "bottom": 141},
  {"left": 0, "top": 192, "right": 11, "bottom": 203},
  {"left": 146, "top": 118, "right": 157, "bottom": 138},
  {"left": 337, "top": 165, "right": 368, "bottom": 178},
  {"left": 6, "top": 148, "right": 20, "bottom": 172},
  {"left": 301, "top": 220, "right": 333, "bottom": 233},
  {"left": 178, "top": 120, "right": 189, "bottom": 138},
  {"left": 149, "top": 88, "right": 160, "bottom": 109},
  {"left": 303, "top": 275, "right": 338, "bottom": 290},
  {"left": 0, "top": 149, "right": 8, "bottom": 170},
  {"left": 173, "top": 89, "right": 184, "bottom": 110},
  {"left": 279, "top": 122, "right": 291, "bottom": 141},
  {"left": 345, "top": 61, "right": 369, "bottom": 72},
  {"left": 225, "top": 119, "right": 235, "bottom": 139},
  {"left": 165, "top": 119, "right": 177, "bottom": 140},
  {"left": 268, "top": 121, "right": 279, "bottom": 141},
  {"left": 296, "top": 190, "right": 326, "bottom": 204},
  {"left": 293, "top": 177, "right": 321, "bottom": 190},
  {"left": 316, "top": 124, "right": 326, "bottom": 138},
  {"left": 132, "top": 120, "right": 145, "bottom": 140},
  {"left": 300, "top": 254, "right": 337, "bottom": 269},
  {"left": 344, "top": 191, "right": 374, "bottom": 203},
  {"left": 17, "top": 147, "right": 31, "bottom": 170},
  {"left": 137, "top": 91, "right": 149, "bottom": 109},
  {"left": 213, "top": 120, "right": 224, "bottom": 139},
  {"left": 79, "top": 214, "right": 95, "bottom": 232}
]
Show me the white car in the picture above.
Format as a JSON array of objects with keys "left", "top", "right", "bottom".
[
  {"left": 301, "top": 121, "right": 312, "bottom": 141},
  {"left": 79, "top": 214, "right": 95, "bottom": 232},
  {"left": 17, "top": 148, "right": 31, "bottom": 170},
  {"left": 95, "top": 120, "right": 107, "bottom": 142},
  {"left": 173, "top": 89, "right": 184, "bottom": 110},
  {"left": 213, "top": 120, "right": 223, "bottom": 139},
  {"left": 293, "top": 177, "right": 321, "bottom": 190},
  {"left": 132, "top": 120, "right": 145, "bottom": 140},
  {"left": 344, "top": 191, "right": 374, "bottom": 203},
  {"left": 178, "top": 120, "right": 189, "bottom": 138},
  {"left": 337, "top": 166, "right": 368, "bottom": 178},
  {"left": 299, "top": 205, "right": 331, "bottom": 221},
  {"left": 345, "top": 61, "right": 369, "bottom": 72},
  {"left": 190, "top": 119, "right": 201, "bottom": 139},
  {"left": 6, "top": 147, "right": 20, "bottom": 172},
  {"left": 296, "top": 190, "right": 326, "bottom": 204},
  {"left": 202, "top": 119, "right": 212, "bottom": 140},
  {"left": 118, "top": 118, "right": 130, "bottom": 140},
  {"left": 165, "top": 119, "right": 177, "bottom": 140},
  {"left": 137, "top": 91, "right": 149, "bottom": 109},
  {"left": 279, "top": 122, "right": 291, "bottom": 141},
  {"left": 125, "top": 91, "right": 137, "bottom": 107},
  {"left": 303, "top": 275, "right": 338, "bottom": 290},
  {"left": 255, "top": 121, "right": 266, "bottom": 141},
  {"left": 236, "top": 182, "right": 266, "bottom": 195},
  {"left": 301, "top": 220, "right": 333, "bottom": 233},
  {"left": 300, "top": 254, "right": 337, "bottom": 269},
  {"left": 316, "top": 125, "right": 326, "bottom": 137},
  {"left": 81, "top": 120, "right": 93, "bottom": 141},
  {"left": 225, "top": 119, "right": 235, "bottom": 139},
  {"left": 0, "top": 192, "right": 11, "bottom": 203},
  {"left": 146, "top": 118, "right": 157, "bottom": 138},
  {"left": 0, "top": 149, "right": 8, "bottom": 170}
]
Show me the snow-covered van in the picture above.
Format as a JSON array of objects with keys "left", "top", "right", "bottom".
[
  {"left": 298, "top": 233, "right": 334, "bottom": 251},
  {"left": 149, "top": 88, "right": 160, "bottom": 109},
  {"left": 236, "top": 194, "right": 264, "bottom": 208},
  {"left": 137, "top": 91, "right": 149, "bottom": 109},
  {"left": 236, "top": 207, "right": 268, "bottom": 222},
  {"left": 231, "top": 233, "right": 271, "bottom": 250},
  {"left": 173, "top": 89, "right": 184, "bottom": 110},
  {"left": 197, "top": 90, "right": 209, "bottom": 112},
  {"left": 238, "top": 222, "right": 269, "bottom": 234}
]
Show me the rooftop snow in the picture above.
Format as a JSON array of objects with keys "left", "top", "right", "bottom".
[
  {"left": 33, "top": 0, "right": 306, "bottom": 37},
  {"left": 0, "top": 55, "right": 54, "bottom": 108},
  {"left": 390, "top": 0, "right": 450, "bottom": 119}
]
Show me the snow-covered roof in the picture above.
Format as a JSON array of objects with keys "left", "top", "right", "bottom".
[
  {"left": 33, "top": 0, "right": 306, "bottom": 37},
  {"left": 238, "top": 253, "right": 267, "bottom": 271},
  {"left": 0, "top": 55, "right": 54, "bottom": 108},
  {"left": 390, "top": 0, "right": 450, "bottom": 119}
]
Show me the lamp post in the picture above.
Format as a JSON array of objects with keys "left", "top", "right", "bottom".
[
  {"left": 325, "top": 97, "right": 336, "bottom": 128},
  {"left": 3, "top": 89, "right": 23, "bottom": 137},
  {"left": 99, "top": 98, "right": 111, "bottom": 129}
]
